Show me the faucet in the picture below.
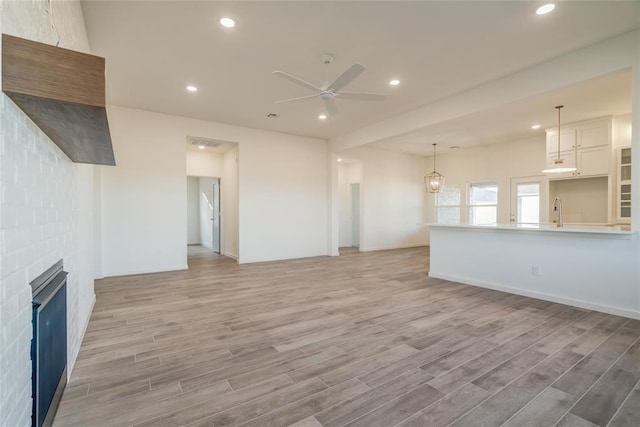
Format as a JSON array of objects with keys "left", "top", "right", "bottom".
[{"left": 553, "top": 196, "right": 563, "bottom": 228}]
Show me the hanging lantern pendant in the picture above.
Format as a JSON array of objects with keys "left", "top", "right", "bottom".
[{"left": 425, "top": 143, "right": 445, "bottom": 193}]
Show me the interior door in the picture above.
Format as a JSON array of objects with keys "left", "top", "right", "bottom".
[
  {"left": 510, "top": 177, "right": 548, "bottom": 224},
  {"left": 212, "top": 179, "right": 221, "bottom": 254}
]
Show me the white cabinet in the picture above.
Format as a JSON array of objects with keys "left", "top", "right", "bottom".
[
  {"left": 546, "top": 117, "right": 611, "bottom": 178},
  {"left": 617, "top": 147, "right": 631, "bottom": 223},
  {"left": 546, "top": 130, "right": 577, "bottom": 154},
  {"left": 579, "top": 122, "right": 610, "bottom": 149},
  {"left": 577, "top": 146, "right": 610, "bottom": 176}
]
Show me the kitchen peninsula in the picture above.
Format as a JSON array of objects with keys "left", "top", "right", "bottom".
[{"left": 428, "top": 223, "right": 639, "bottom": 319}]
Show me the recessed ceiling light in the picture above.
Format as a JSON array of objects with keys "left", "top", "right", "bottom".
[
  {"left": 318, "top": 114, "right": 327, "bottom": 120},
  {"left": 220, "top": 17, "right": 236, "bottom": 28},
  {"left": 198, "top": 145, "right": 206, "bottom": 150},
  {"left": 186, "top": 85, "right": 198, "bottom": 92},
  {"left": 536, "top": 3, "right": 555, "bottom": 15},
  {"left": 531, "top": 124, "right": 541, "bottom": 129},
  {"left": 337, "top": 158, "right": 342, "bottom": 162},
  {"left": 389, "top": 79, "right": 400, "bottom": 86}
]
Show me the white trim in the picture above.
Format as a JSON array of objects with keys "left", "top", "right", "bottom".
[
  {"left": 237, "top": 252, "right": 329, "bottom": 265},
  {"left": 429, "top": 271, "right": 640, "bottom": 320},
  {"left": 359, "top": 243, "right": 428, "bottom": 252},
  {"left": 104, "top": 264, "right": 188, "bottom": 278},
  {"left": 223, "top": 251, "right": 238, "bottom": 260},
  {"left": 468, "top": 180, "right": 499, "bottom": 225}
]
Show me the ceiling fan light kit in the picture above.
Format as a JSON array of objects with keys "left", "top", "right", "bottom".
[{"left": 273, "top": 53, "right": 387, "bottom": 116}]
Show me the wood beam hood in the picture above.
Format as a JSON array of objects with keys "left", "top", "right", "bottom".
[{"left": 2, "top": 34, "right": 115, "bottom": 166}]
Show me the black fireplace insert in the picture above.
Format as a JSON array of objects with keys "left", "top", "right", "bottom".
[{"left": 31, "top": 260, "right": 68, "bottom": 427}]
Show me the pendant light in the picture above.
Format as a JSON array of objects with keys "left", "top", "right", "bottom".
[
  {"left": 542, "top": 105, "right": 577, "bottom": 174},
  {"left": 425, "top": 143, "right": 445, "bottom": 193}
]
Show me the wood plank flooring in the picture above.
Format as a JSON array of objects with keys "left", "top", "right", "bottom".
[{"left": 53, "top": 246, "right": 640, "bottom": 427}]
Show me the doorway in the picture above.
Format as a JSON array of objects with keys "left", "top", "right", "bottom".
[
  {"left": 510, "top": 176, "right": 548, "bottom": 224},
  {"left": 186, "top": 176, "right": 221, "bottom": 253},
  {"left": 212, "top": 178, "right": 220, "bottom": 253},
  {"left": 350, "top": 183, "right": 360, "bottom": 248},
  {"left": 337, "top": 159, "right": 363, "bottom": 251}
]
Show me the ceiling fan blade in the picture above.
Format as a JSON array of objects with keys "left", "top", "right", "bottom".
[
  {"left": 274, "top": 94, "right": 319, "bottom": 104},
  {"left": 324, "top": 97, "right": 338, "bottom": 116},
  {"left": 328, "top": 63, "right": 365, "bottom": 92},
  {"left": 272, "top": 71, "right": 322, "bottom": 92},
  {"left": 337, "top": 91, "right": 387, "bottom": 102}
]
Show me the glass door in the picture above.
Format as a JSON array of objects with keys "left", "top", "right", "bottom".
[{"left": 510, "top": 177, "right": 548, "bottom": 224}]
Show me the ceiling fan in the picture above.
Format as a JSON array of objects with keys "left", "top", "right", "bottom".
[{"left": 272, "top": 54, "right": 387, "bottom": 116}]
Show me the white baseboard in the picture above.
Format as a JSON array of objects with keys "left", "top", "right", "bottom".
[
  {"left": 428, "top": 271, "right": 640, "bottom": 320},
  {"left": 104, "top": 264, "right": 188, "bottom": 278},
  {"left": 68, "top": 293, "right": 96, "bottom": 378},
  {"left": 223, "top": 251, "right": 238, "bottom": 260},
  {"left": 237, "top": 252, "right": 328, "bottom": 265},
  {"left": 359, "top": 243, "right": 428, "bottom": 252}
]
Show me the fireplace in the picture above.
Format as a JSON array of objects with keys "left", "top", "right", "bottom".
[{"left": 31, "top": 260, "right": 68, "bottom": 427}]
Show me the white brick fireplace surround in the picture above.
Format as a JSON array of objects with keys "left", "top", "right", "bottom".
[{"left": 0, "top": 2, "right": 96, "bottom": 426}]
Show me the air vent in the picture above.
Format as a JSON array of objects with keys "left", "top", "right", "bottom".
[{"left": 187, "top": 137, "right": 222, "bottom": 148}]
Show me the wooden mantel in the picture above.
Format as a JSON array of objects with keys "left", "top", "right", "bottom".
[{"left": 2, "top": 33, "right": 115, "bottom": 166}]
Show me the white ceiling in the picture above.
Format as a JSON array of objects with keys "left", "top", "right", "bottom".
[
  {"left": 371, "top": 69, "right": 633, "bottom": 156},
  {"left": 81, "top": 1, "right": 640, "bottom": 147}
]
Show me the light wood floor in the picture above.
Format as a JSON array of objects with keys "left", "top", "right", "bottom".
[{"left": 54, "top": 246, "right": 640, "bottom": 427}]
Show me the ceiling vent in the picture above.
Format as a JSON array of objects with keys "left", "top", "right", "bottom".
[{"left": 187, "top": 137, "right": 223, "bottom": 148}]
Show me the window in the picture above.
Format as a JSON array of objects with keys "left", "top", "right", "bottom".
[
  {"left": 468, "top": 182, "right": 498, "bottom": 225},
  {"left": 435, "top": 184, "right": 461, "bottom": 224},
  {"left": 516, "top": 183, "right": 540, "bottom": 223}
]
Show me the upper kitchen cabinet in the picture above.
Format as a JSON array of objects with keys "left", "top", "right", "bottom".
[
  {"left": 545, "top": 117, "right": 611, "bottom": 179},
  {"left": 547, "top": 128, "right": 577, "bottom": 153}
]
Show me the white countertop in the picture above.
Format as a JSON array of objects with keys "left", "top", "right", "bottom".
[{"left": 427, "top": 222, "right": 634, "bottom": 236}]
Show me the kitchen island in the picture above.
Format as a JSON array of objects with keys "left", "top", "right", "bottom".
[{"left": 428, "top": 223, "right": 640, "bottom": 319}]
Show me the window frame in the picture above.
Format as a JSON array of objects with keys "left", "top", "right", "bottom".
[{"left": 467, "top": 180, "right": 499, "bottom": 225}]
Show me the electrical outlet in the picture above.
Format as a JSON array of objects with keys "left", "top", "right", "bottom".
[{"left": 531, "top": 265, "right": 540, "bottom": 276}]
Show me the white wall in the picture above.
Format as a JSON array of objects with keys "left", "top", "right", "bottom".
[
  {"left": 186, "top": 176, "right": 200, "bottom": 244},
  {"left": 336, "top": 146, "right": 429, "bottom": 252},
  {"left": 222, "top": 148, "right": 239, "bottom": 259},
  {"left": 613, "top": 114, "right": 632, "bottom": 149},
  {"left": 198, "top": 177, "right": 215, "bottom": 250},
  {"left": 238, "top": 133, "right": 327, "bottom": 263},
  {"left": 100, "top": 106, "right": 326, "bottom": 272},
  {"left": 424, "top": 135, "right": 549, "bottom": 225},
  {"left": 186, "top": 149, "right": 224, "bottom": 177},
  {"left": 430, "top": 227, "right": 640, "bottom": 319},
  {"left": 100, "top": 107, "right": 188, "bottom": 276},
  {"left": 94, "top": 167, "right": 104, "bottom": 279},
  {"left": 0, "top": 1, "right": 95, "bottom": 426}
]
